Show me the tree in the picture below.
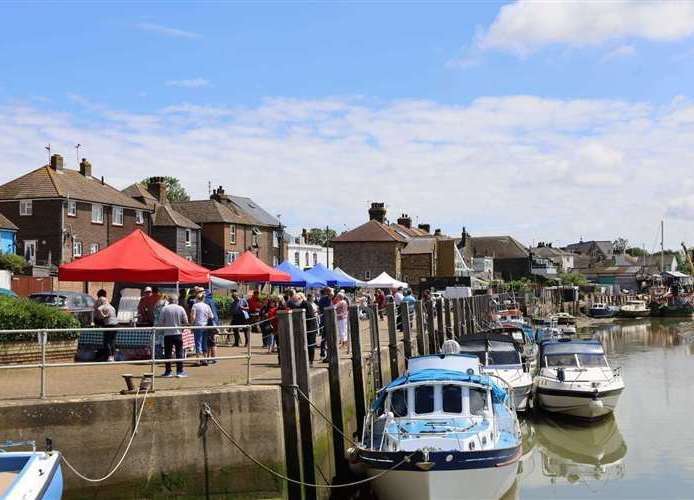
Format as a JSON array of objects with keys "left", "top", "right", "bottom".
[
  {"left": 559, "top": 271, "right": 588, "bottom": 286},
  {"left": 305, "top": 227, "right": 337, "bottom": 247},
  {"left": 0, "top": 253, "right": 27, "bottom": 274},
  {"left": 613, "top": 237, "right": 629, "bottom": 254},
  {"left": 141, "top": 177, "right": 190, "bottom": 202},
  {"left": 626, "top": 247, "right": 648, "bottom": 257}
]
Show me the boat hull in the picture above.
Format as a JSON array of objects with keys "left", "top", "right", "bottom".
[
  {"left": 535, "top": 388, "right": 622, "bottom": 419},
  {"left": 588, "top": 309, "right": 616, "bottom": 318},
  {"left": 359, "top": 447, "right": 521, "bottom": 500},
  {"left": 512, "top": 383, "right": 532, "bottom": 412},
  {"left": 617, "top": 310, "right": 650, "bottom": 319}
]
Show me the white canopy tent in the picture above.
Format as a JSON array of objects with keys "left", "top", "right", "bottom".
[
  {"left": 364, "top": 271, "right": 408, "bottom": 289},
  {"left": 333, "top": 267, "right": 367, "bottom": 287}
]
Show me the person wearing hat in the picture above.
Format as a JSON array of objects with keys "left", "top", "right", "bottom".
[
  {"left": 137, "top": 286, "right": 161, "bottom": 327},
  {"left": 190, "top": 290, "right": 214, "bottom": 364}
]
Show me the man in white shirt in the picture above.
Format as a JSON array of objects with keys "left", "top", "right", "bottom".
[{"left": 156, "top": 296, "right": 189, "bottom": 377}]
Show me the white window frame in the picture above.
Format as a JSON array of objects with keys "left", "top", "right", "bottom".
[
  {"left": 226, "top": 251, "right": 239, "bottom": 264},
  {"left": 273, "top": 231, "right": 279, "bottom": 248},
  {"left": 294, "top": 252, "right": 300, "bottom": 267},
  {"left": 135, "top": 210, "right": 144, "bottom": 225},
  {"left": 305, "top": 252, "right": 309, "bottom": 267},
  {"left": 89, "top": 243, "right": 100, "bottom": 254},
  {"left": 313, "top": 253, "right": 318, "bottom": 266},
  {"left": 19, "top": 200, "right": 32, "bottom": 216},
  {"left": 73, "top": 240, "right": 83, "bottom": 258},
  {"left": 67, "top": 200, "right": 77, "bottom": 217},
  {"left": 23, "top": 240, "right": 37, "bottom": 264},
  {"left": 273, "top": 256, "right": 278, "bottom": 266},
  {"left": 365, "top": 270, "right": 371, "bottom": 280},
  {"left": 185, "top": 229, "right": 192, "bottom": 247},
  {"left": 252, "top": 232, "right": 259, "bottom": 247},
  {"left": 229, "top": 224, "right": 236, "bottom": 245},
  {"left": 91, "top": 204, "right": 104, "bottom": 224},
  {"left": 112, "top": 206, "right": 124, "bottom": 226}
]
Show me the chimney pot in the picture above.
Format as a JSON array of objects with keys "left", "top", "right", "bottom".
[
  {"left": 147, "top": 177, "right": 168, "bottom": 204},
  {"left": 397, "top": 213, "right": 412, "bottom": 229},
  {"left": 434, "top": 228, "right": 442, "bottom": 236},
  {"left": 368, "top": 202, "right": 387, "bottom": 224},
  {"left": 79, "top": 158, "right": 92, "bottom": 177},
  {"left": 417, "top": 223, "right": 431, "bottom": 234},
  {"left": 49, "top": 154, "right": 63, "bottom": 170}
]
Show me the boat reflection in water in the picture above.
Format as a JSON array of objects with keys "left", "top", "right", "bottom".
[{"left": 533, "top": 413, "right": 627, "bottom": 487}]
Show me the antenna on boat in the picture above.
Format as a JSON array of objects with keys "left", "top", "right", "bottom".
[{"left": 661, "top": 220, "right": 665, "bottom": 273}]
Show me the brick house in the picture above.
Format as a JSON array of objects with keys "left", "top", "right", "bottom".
[
  {"left": 172, "top": 186, "right": 284, "bottom": 268},
  {"left": 0, "top": 213, "right": 17, "bottom": 254},
  {"left": 122, "top": 178, "right": 201, "bottom": 263},
  {"left": 469, "top": 235, "right": 558, "bottom": 281},
  {"left": 0, "top": 155, "right": 151, "bottom": 268}
]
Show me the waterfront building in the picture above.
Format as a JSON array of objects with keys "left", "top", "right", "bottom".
[
  {"left": 533, "top": 243, "right": 575, "bottom": 272},
  {"left": 564, "top": 240, "right": 614, "bottom": 264},
  {"left": 287, "top": 230, "right": 333, "bottom": 269},
  {"left": 0, "top": 213, "right": 17, "bottom": 254},
  {"left": 0, "top": 155, "right": 152, "bottom": 268},
  {"left": 122, "top": 178, "right": 202, "bottom": 263},
  {"left": 467, "top": 235, "right": 558, "bottom": 281}
]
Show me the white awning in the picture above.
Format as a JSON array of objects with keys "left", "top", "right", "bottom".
[{"left": 364, "top": 271, "right": 408, "bottom": 289}]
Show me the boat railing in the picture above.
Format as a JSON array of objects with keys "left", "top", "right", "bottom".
[{"left": 0, "top": 440, "right": 36, "bottom": 452}]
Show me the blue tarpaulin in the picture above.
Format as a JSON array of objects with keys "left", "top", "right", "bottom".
[
  {"left": 274, "top": 261, "right": 327, "bottom": 288},
  {"left": 304, "top": 263, "right": 356, "bottom": 288},
  {"left": 371, "top": 368, "right": 508, "bottom": 410}
]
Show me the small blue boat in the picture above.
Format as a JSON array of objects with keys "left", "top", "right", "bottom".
[
  {"left": 588, "top": 303, "right": 618, "bottom": 318},
  {"left": 0, "top": 441, "right": 63, "bottom": 499}
]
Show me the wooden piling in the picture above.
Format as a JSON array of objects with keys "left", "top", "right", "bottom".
[
  {"left": 386, "top": 302, "right": 399, "bottom": 380},
  {"left": 369, "top": 304, "right": 383, "bottom": 389},
  {"left": 276, "top": 310, "right": 302, "bottom": 500},
  {"left": 435, "top": 299, "right": 445, "bottom": 348},
  {"left": 426, "top": 300, "right": 437, "bottom": 354},
  {"left": 323, "top": 306, "right": 347, "bottom": 478},
  {"left": 415, "top": 300, "right": 426, "bottom": 355},
  {"left": 400, "top": 302, "right": 412, "bottom": 360},
  {"left": 453, "top": 298, "right": 461, "bottom": 339},
  {"left": 348, "top": 305, "right": 366, "bottom": 437},
  {"left": 460, "top": 297, "right": 468, "bottom": 336},
  {"left": 443, "top": 299, "right": 452, "bottom": 340},
  {"left": 291, "top": 309, "right": 316, "bottom": 500}
]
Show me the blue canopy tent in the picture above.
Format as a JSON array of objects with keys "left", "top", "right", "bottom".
[
  {"left": 274, "top": 261, "right": 327, "bottom": 288},
  {"left": 305, "top": 263, "right": 357, "bottom": 288}
]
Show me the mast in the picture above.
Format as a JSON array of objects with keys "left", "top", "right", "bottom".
[{"left": 660, "top": 220, "right": 665, "bottom": 273}]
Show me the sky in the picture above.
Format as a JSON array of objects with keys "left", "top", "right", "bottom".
[{"left": 2, "top": 1, "right": 694, "bottom": 250}]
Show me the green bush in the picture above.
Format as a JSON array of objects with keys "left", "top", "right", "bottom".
[
  {"left": 213, "top": 295, "right": 233, "bottom": 320},
  {"left": 0, "top": 253, "right": 27, "bottom": 274},
  {"left": 0, "top": 296, "right": 80, "bottom": 341}
]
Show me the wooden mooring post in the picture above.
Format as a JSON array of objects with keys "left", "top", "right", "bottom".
[
  {"left": 348, "top": 305, "right": 366, "bottom": 437},
  {"left": 436, "top": 299, "right": 445, "bottom": 348},
  {"left": 369, "top": 304, "right": 383, "bottom": 389},
  {"left": 324, "top": 306, "right": 347, "bottom": 479},
  {"left": 426, "top": 300, "right": 437, "bottom": 354},
  {"left": 386, "top": 302, "right": 399, "bottom": 380},
  {"left": 453, "top": 298, "right": 461, "bottom": 339},
  {"left": 276, "top": 310, "right": 302, "bottom": 500},
  {"left": 291, "top": 309, "right": 316, "bottom": 500},
  {"left": 415, "top": 300, "right": 426, "bottom": 355},
  {"left": 443, "top": 299, "right": 452, "bottom": 340},
  {"left": 400, "top": 302, "right": 413, "bottom": 360}
]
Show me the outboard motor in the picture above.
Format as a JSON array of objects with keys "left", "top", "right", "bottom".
[{"left": 556, "top": 367, "right": 565, "bottom": 382}]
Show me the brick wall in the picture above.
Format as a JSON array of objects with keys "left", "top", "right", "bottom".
[
  {"left": 152, "top": 226, "right": 200, "bottom": 263},
  {"left": 333, "top": 241, "right": 403, "bottom": 280},
  {"left": 401, "top": 253, "right": 433, "bottom": 286},
  {"left": 201, "top": 223, "right": 279, "bottom": 268},
  {"left": 1, "top": 200, "right": 62, "bottom": 265}
]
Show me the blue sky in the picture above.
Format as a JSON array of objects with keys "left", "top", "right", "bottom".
[{"left": 2, "top": 1, "right": 694, "bottom": 248}]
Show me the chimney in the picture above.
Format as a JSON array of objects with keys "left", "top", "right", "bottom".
[
  {"left": 211, "top": 185, "right": 227, "bottom": 202},
  {"left": 397, "top": 213, "right": 412, "bottom": 229},
  {"left": 49, "top": 154, "right": 63, "bottom": 170},
  {"left": 434, "top": 228, "right": 442, "bottom": 236},
  {"left": 147, "top": 176, "right": 168, "bottom": 204},
  {"left": 301, "top": 228, "right": 308, "bottom": 243},
  {"left": 461, "top": 227, "right": 467, "bottom": 247},
  {"left": 418, "top": 223, "right": 430, "bottom": 234},
  {"left": 79, "top": 158, "right": 92, "bottom": 177},
  {"left": 368, "top": 202, "right": 386, "bottom": 224}
]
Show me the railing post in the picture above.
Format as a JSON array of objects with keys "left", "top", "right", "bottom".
[
  {"left": 385, "top": 303, "right": 399, "bottom": 380},
  {"left": 399, "top": 302, "right": 412, "bottom": 360},
  {"left": 414, "top": 300, "right": 426, "bottom": 355},
  {"left": 369, "top": 304, "right": 383, "bottom": 389},
  {"left": 246, "top": 325, "right": 252, "bottom": 385},
  {"left": 276, "top": 310, "right": 302, "bottom": 500},
  {"left": 349, "top": 305, "right": 366, "bottom": 437},
  {"left": 292, "top": 310, "right": 316, "bottom": 500},
  {"left": 324, "top": 306, "right": 347, "bottom": 479},
  {"left": 150, "top": 329, "right": 156, "bottom": 391},
  {"left": 39, "top": 331, "right": 47, "bottom": 399}
]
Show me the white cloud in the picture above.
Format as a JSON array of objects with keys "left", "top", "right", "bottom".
[
  {"left": 136, "top": 22, "right": 201, "bottom": 39},
  {"left": 601, "top": 44, "right": 636, "bottom": 63},
  {"left": 478, "top": 0, "right": 694, "bottom": 55},
  {"left": 165, "top": 78, "right": 210, "bottom": 89},
  {"left": 2, "top": 95, "right": 694, "bottom": 248}
]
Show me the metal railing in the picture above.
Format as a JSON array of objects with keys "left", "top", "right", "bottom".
[{"left": 0, "top": 321, "right": 270, "bottom": 400}]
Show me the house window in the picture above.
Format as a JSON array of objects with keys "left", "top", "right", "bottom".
[
  {"left": 365, "top": 270, "right": 371, "bottom": 280},
  {"left": 273, "top": 231, "right": 279, "bottom": 248},
  {"left": 73, "top": 240, "right": 83, "bottom": 258},
  {"left": 185, "top": 229, "right": 192, "bottom": 247},
  {"left": 91, "top": 204, "right": 104, "bottom": 224},
  {"left": 226, "top": 251, "right": 239, "bottom": 264},
  {"left": 273, "top": 256, "right": 278, "bottom": 266},
  {"left": 186, "top": 256, "right": 193, "bottom": 261},
  {"left": 89, "top": 243, "right": 100, "bottom": 254},
  {"left": 294, "top": 252, "right": 300, "bottom": 267},
  {"left": 67, "top": 200, "right": 77, "bottom": 217},
  {"left": 135, "top": 210, "right": 144, "bottom": 225},
  {"left": 313, "top": 253, "right": 318, "bottom": 266},
  {"left": 305, "top": 252, "right": 309, "bottom": 267},
  {"left": 112, "top": 206, "right": 124, "bottom": 226},
  {"left": 229, "top": 224, "right": 236, "bottom": 244},
  {"left": 252, "top": 227, "right": 260, "bottom": 247},
  {"left": 19, "top": 200, "right": 32, "bottom": 216}
]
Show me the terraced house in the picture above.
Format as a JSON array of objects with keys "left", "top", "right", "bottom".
[{"left": 0, "top": 154, "right": 151, "bottom": 268}]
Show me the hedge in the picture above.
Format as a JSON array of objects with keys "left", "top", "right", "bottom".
[{"left": 0, "top": 296, "right": 81, "bottom": 341}]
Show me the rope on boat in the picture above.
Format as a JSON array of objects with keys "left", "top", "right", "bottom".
[
  {"left": 62, "top": 387, "right": 150, "bottom": 482},
  {"left": 202, "top": 403, "right": 413, "bottom": 489}
]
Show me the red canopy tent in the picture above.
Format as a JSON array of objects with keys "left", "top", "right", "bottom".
[
  {"left": 211, "top": 251, "right": 291, "bottom": 283},
  {"left": 58, "top": 229, "right": 210, "bottom": 284}
]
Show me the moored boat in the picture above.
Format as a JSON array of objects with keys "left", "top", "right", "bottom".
[
  {"left": 0, "top": 440, "right": 63, "bottom": 500},
  {"left": 350, "top": 353, "right": 521, "bottom": 500},
  {"left": 534, "top": 339, "right": 624, "bottom": 419},
  {"left": 549, "top": 313, "right": 577, "bottom": 336},
  {"left": 588, "top": 303, "right": 618, "bottom": 318},
  {"left": 617, "top": 299, "right": 650, "bottom": 319}
]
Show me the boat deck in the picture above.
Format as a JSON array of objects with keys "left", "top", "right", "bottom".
[{"left": 0, "top": 471, "right": 19, "bottom": 495}]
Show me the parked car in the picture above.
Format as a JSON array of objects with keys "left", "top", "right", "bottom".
[
  {"left": 0, "top": 288, "right": 17, "bottom": 298},
  {"left": 28, "top": 291, "right": 95, "bottom": 327}
]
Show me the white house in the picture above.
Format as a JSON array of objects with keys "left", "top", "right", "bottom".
[{"left": 286, "top": 232, "right": 334, "bottom": 269}]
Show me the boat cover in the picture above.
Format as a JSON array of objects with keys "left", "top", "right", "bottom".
[
  {"left": 371, "top": 369, "right": 507, "bottom": 410},
  {"left": 541, "top": 340, "right": 605, "bottom": 356}
]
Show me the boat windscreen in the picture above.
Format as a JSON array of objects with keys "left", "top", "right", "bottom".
[
  {"left": 577, "top": 353, "right": 608, "bottom": 367},
  {"left": 544, "top": 354, "right": 578, "bottom": 368},
  {"left": 543, "top": 342, "right": 605, "bottom": 356},
  {"left": 390, "top": 388, "right": 408, "bottom": 417},
  {"left": 414, "top": 386, "right": 435, "bottom": 414},
  {"left": 442, "top": 384, "right": 462, "bottom": 413},
  {"left": 469, "top": 388, "right": 487, "bottom": 416},
  {"left": 488, "top": 350, "right": 521, "bottom": 365}
]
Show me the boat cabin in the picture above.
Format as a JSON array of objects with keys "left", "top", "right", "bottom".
[
  {"left": 458, "top": 334, "right": 523, "bottom": 368},
  {"left": 540, "top": 340, "right": 608, "bottom": 369}
]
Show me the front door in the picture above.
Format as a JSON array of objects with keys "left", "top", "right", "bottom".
[{"left": 24, "top": 240, "right": 37, "bottom": 264}]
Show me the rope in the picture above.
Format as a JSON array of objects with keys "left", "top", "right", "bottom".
[
  {"left": 293, "top": 387, "right": 360, "bottom": 447},
  {"left": 62, "top": 387, "right": 150, "bottom": 482},
  {"left": 203, "top": 403, "right": 413, "bottom": 489}
]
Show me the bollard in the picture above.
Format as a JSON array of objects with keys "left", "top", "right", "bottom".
[
  {"left": 386, "top": 303, "right": 399, "bottom": 380},
  {"left": 349, "top": 305, "right": 367, "bottom": 437},
  {"left": 324, "top": 306, "right": 347, "bottom": 478},
  {"left": 414, "top": 301, "right": 426, "bottom": 355}
]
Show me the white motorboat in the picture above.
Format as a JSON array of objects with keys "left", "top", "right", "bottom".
[
  {"left": 483, "top": 325, "right": 539, "bottom": 375},
  {"left": 534, "top": 339, "right": 624, "bottom": 419},
  {"left": 350, "top": 353, "right": 521, "bottom": 500},
  {"left": 458, "top": 334, "right": 534, "bottom": 411},
  {"left": 0, "top": 440, "right": 63, "bottom": 500},
  {"left": 617, "top": 299, "right": 650, "bottom": 319},
  {"left": 549, "top": 313, "right": 577, "bottom": 336}
]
